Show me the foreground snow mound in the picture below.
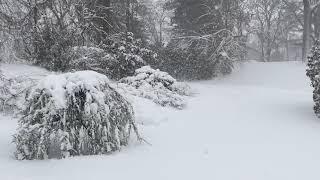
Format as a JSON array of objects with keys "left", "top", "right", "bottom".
[
  {"left": 118, "top": 66, "right": 191, "bottom": 109},
  {"left": 14, "top": 71, "right": 139, "bottom": 160}
]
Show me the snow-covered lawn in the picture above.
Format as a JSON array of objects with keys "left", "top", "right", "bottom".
[{"left": 1, "top": 61, "right": 320, "bottom": 180}]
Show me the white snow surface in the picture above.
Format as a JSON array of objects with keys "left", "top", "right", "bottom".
[
  {"left": 0, "top": 63, "right": 49, "bottom": 80},
  {"left": 1, "top": 61, "right": 320, "bottom": 180},
  {"left": 35, "top": 71, "right": 110, "bottom": 108}
]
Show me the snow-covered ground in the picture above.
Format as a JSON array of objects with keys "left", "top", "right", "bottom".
[{"left": 1, "top": 61, "right": 320, "bottom": 180}]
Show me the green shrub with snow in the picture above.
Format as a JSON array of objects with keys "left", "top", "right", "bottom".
[
  {"left": 68, "top": 33, "right": 157, "bottom": 80},
  {"left": 307, "top": 40, "right": 320, "bottom": 117},
  {"left": 118, "top": 66, "right": 191, "bottom": 109},
  {"left": 14, "top": 71, "right": 140, "bottom": 160}
]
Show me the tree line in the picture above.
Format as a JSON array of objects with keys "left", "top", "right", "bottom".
[{"left": 0, "top": 0, "right": 319, "bottom": 80}]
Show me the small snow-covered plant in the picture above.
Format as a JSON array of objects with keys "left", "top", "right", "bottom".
[
  {"left": 118, "top": 66, "right": 191, "bottom": 109},
  {"left": 14, "top": 71, "right": 140, "bottom": 160}
]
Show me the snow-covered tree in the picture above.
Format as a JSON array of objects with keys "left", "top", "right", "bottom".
[
  {"left": 14, "top": 71, "right": 140, "bottom": 160},
  {"left": 249, "top": 0, "right": 284, "bottom": 61},
  {"left": 118, "top": 66, "right": 191, "bottom": 109},
  {"left": 158, "top": 0, "right": 247, "bottom": 80}
]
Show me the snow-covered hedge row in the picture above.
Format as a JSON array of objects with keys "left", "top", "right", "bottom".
[
  {"left": 14, "top": 71, "right": 140, "bottom": 160},
  {"left": 118, "top": 66, "right": 191, "bottom": 109}
]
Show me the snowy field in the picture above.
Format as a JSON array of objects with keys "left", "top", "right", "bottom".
[{"left": 1, "top": 61, "right": 320, "bottom": 180}]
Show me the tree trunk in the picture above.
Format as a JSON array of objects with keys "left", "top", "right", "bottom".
[
  {"left": 314, "top": 8, "right": 320, "bottom": 40},
  {"left": 260, "top": 36, "right": 265, "bottom": 61},
  {"left": 303, "top": 0, "right": 311, "bottom": 61},
  {"left": 266, "top": 44, "right": 272, "bottom": 62},
  {"left": 286, "top": 33, "right": 290, "bottom": 61}
]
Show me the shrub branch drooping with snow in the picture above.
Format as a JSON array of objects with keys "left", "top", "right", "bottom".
[
  {"left": 14, "top": 71, "right": 140, "bottom": 160},
  {"left": 118, "top": 66, "right": 191, "bottom": 109}
]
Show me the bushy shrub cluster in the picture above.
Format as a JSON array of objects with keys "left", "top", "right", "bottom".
[
  {"left": 118, "top": 66, "right": 191, "bottom": 109},
  {"left": 33, "top": 26, "right": 75, "bottom": 71},
  {"left": 307, "top": 40, "right": 320, "bottom": 117},
  {"left": 68, "top": 33, "right": 158, "bottom": 80},
  {"left": 153, "top": 45, "right": 235, "bottom": 80},
  {"left": 14, "top": 71, "right": 140, "bottom": 160}
]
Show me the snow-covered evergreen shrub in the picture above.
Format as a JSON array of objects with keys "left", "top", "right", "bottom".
[
  {"left": 14, "top": 71, "right": 140, "bottom": 160},
  {"left": 154, "top": 47, "right": 217, "bottom": 80},
  {"left": 68, "top": 33, "right": 158, "bottom": 80},
  {"left": 101, "top": 32, "right": 156, "bottom": 80},
  {"left": 307, "top": 40, "right": 320, "bottom": 117},
  {"left": 154, "top": 30, "right": 243, "bottom": 80},
  {"left": 307, "top": 40, "right": 320, "bottom": 87},
  {"left": 118, "top": 66, "right": 191, "bottom": 109}
]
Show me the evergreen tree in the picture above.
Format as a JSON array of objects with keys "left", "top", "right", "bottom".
[{"left": 160, "top": 0, "right": 247, "bottom": 80}]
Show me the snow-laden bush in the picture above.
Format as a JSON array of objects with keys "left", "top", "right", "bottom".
[
  {"left": 307, "top": 40, "right": 320, "bottom": 87},
  {"left": 14, "top": 71, "right": 140, "bottom": 160},
  {"left": 118, "top": 66, "right": 191, "bottom": 109},
  {"left": 154, "top": 30, "right": 243, "bottom": 80},
  {"left": 68, "top": 33, "right": 158, "bottom": 80},
  {"left": 0, "top": 74, "right": 36, "bottom": 114},
  {"left": 307, "top": 40, "right": 320, "bottom": 117}
]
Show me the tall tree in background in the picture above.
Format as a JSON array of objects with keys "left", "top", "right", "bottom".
[
  {"left": 140, "top": 0, "right": 171, "bottom": 47},
  {"left": 283, "top": 0, "right": 320, "bottom": 61},
  {"left": 250, "top": 0, "right": 284, "bottom": 61},
  {"left": 160, "top": 0, "right": 248, "bottom": 79},
  {"left": 302, "top": 0, "right": 320, "bottom": 61}
]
